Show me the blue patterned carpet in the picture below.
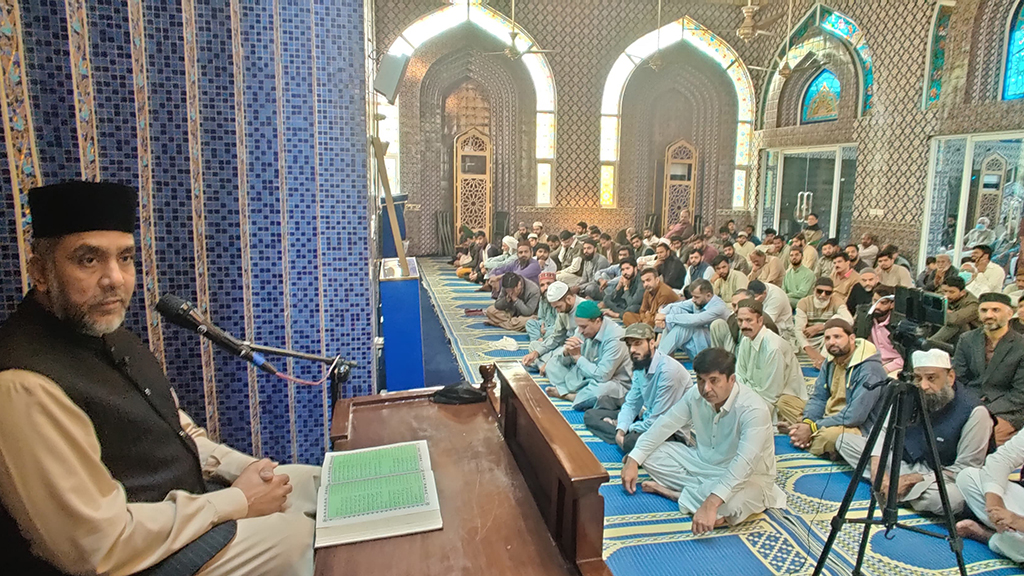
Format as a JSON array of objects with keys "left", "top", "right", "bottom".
[{"left": 418, "top": 257, "right": 1022, "bottom": 576}]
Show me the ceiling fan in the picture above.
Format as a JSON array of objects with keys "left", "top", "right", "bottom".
[
  {"left": 483, "top": 0, "right": 557, "bottom": 60},
  {"left": 746, "top": 0, "right": 812, "bottom": 79},
  {"left": 735, "top": 0, "right": 785, "bottom": 43}
]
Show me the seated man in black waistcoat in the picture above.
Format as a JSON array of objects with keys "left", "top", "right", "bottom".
[
  {"left": 835, "top": 349, "right": 993, "bottom": 515},
  {"left": 0, "top": 181, "right": 317, "bottom": 575}
]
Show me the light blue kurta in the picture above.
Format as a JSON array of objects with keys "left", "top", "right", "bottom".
[
  {"left": 616, "top": 350, "right": 693, "bottom": 435},
  {"left": 545, "top": 319, "right": 631, "bottom": 410},
  {"left": 657, "top": 295, "right": 731, "bottom": 358},
  {"left": 525, "top": 298, "right": 559, "bottom": 343}
]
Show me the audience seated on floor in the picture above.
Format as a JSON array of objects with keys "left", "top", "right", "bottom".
[
  {"left": 795, "top": 278, "right": 853, "bottom": 369},
  {"left": 620, "top": 348, "right": 786, "bottom": 534},
  {"left": 929, "top": 276, "right": 979, "bottom": 346},
  {"left": 600, "top": 257, "right": 643, "bottom": 320},
  {"left": 852, "top": 285, "right": 904, "bottom": 375},
  {"left": 830, "top": 252, "right": 862, "bottom": 301},
  {"left": 748, "top": 249, "right": 784, "bottom": 287},
  {"left": 483, "top": 235, "right": 519, "bottom": 275},
  {"left": 858, "top": 233, "right": 880, "bottom": 268},
  {"left": 709, "top": 290, "right": 779, "bottom": 353},
  {"left": 814, "top": 239, "right": 839, "bottom": 279},
  {"left": 521, "top": 281, "right": 578, "bottom": 374},
  {"left": 790, "top": 233, "right": 818, "bottom": 270},
  {"left": 525, "top": 272, "right": 558, "bottom": 345},
  {"left": 631, "top": 233, "right": 654, "bottom": 257},
  {"left": 952, "top": 292, "right": 1024, "bottom": 446},
  {"left": 956, "top": 427, "right": 1024, "bottom": 562},
  {"left": 483, "top": 243, "right": 541, "bottom": 295},
  {"left": 584, "top": 322, "right": 693, "bottom": 454},
  {"left": 966, "top": 244, "right": 1006, "bottom": 297},
  {"left": 583, "top": 245, "right": 633, "bottom": 301},
  {"left": 783, "top": 246, "right": 815, "bottom": 309},
  {"left": 651, "top": 240, "right": 686, "bottom": 290},
  {"left": 845, "top": 243, "right": 871, "bottom": 273},
  {"left": 623, "top": 266, "right": 679, "bottom": 327},
  {"left": 837, "top": 349, "right": 992, "bottom": 515},
  {"left": 544, "top": 300, "right": 631, "bottom": 411},
  {"left": 734, "top": 299, "right": 807, "bottom": 424},
  {"left": 720, "top": 242, "right": 751, "bottom": 275},
  {"left": 553, "top": 230, "right": 581, "bottom": 271},
  {"left": 747, "top": 280, "right": 795, "bottom": 345},
  {"left": 484, "top": 273, "right": 539, "bottom": 332},
  {"left": 922, "top": 253, "right": 959, "bottom": 292},
  {"left": 711, "top": 254, "right": 749, "bottom": 302},
  {"left": 802, "top": 214, "right": 824, "bottom": 247},
  {"left": 781, "top": 319, "right": 886, "bottom": 458},
  {"left": 732, "top": 231, "right": 755, "bottom": 261},
  {"left": 559, "top": 238, "right": 608, "bottom": 289},
  {"left": 844, "top": 268, "right": 876, "bottom": 316},
  {"left": 456, "top": 231, "right": 493, "bottom": 281},
  {"left": 656, "top": 279, "right": 730, "bottom": 360},
  {"left": 875, "top": 246, "right": 914, "bottom": 288},
  {"left": 531, "top": 221, "right": 549, "bottom": 246}
]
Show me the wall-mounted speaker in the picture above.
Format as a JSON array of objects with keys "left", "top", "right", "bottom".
[{"left": 374, "top": 53, "right": 410, "bottom": 104}]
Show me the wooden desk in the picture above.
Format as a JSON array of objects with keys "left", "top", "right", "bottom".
[{"left": 318, "top": 363, "right": 611, "bottom": 576}]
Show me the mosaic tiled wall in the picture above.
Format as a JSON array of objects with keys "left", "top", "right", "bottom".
[
  {"left": 0, "top": 0, "right": 372, "bottom": 465},
  {"left": 377, "top": 0, "right": 1024, "bottom": 264}
]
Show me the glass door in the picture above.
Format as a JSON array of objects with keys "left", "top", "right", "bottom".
[
  {"left": 922, "top": 132, "right": 1024, "bottom": 274},
  {"left": 761, "top": 145, "right": 857, "bottom": 241}
]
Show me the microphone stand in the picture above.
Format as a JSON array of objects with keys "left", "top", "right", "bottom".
[{"left": 244, "top": 342, "right": 354, "bottom": 407}]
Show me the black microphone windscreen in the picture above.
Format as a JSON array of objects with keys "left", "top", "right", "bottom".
[{"left": 155, "top": 294, "right": 201, "bottom": 330}]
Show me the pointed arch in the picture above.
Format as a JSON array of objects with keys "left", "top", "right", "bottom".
[
  {"left": 1003, "top": 0, "right": 1024, "bottom": 100},
  {"left": 800, "top": 69, "right": 840, "bottom": 124},
  {"left": 758, "top": 4, "right": 875, "bottom": 127},
  {"left": 598, "top": 16, "right": 755, "bottom": 209},
  {"left": 383, "top": 0, "right": 557, "bottom": 205}
]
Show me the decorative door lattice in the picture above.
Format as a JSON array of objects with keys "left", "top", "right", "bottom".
[
  {"left": 454, "top": 128, "right": 492, "bottom": 239},
  {"left": 662, "top": 140, "right": 698, "bottom": 230},
  {"left": 975, "top": 153, "right": 1007, "bottom": 226}
]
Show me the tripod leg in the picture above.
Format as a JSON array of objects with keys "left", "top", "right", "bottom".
[
  {"left": 812, "top": 385, "right": 899, "bottom": 576},
  {"left": 919, "top": 393, "right": 969, "bottom": 576},
  {"left": 853, "top": 390, "right": 905, "bottom": 575},
  {"left": 883, "top": 390, "right": 912, "bottom": 529}
]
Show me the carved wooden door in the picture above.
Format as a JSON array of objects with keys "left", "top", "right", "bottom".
[
  {"left": 662, "top": 139, "right": 697, "bottom": 231},
  {"left": 454, "top": 128, "right": 492, "bottom": 240}
]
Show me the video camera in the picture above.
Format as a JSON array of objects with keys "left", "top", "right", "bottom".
[{"left": 890, "top": 286, "right": 952, "bottom": 359}]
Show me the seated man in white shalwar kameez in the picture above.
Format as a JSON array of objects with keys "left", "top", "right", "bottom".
[{"left": 620, "top": 347, "right": 786, "bottom": 534}]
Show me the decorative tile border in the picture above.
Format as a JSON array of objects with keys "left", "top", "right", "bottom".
[
  {"left": 180, "top": 0, "right": 218, "bottom": 441},
  {"left": 229, "top": 0, "right": 261, "bottom": 458},
  {"left": 272, "top": 0, "right": 297, "bottom": 463},
  {"left": 63, "top": 0, "right": 98, "bottom": 180},
  {"left": 126, "top": 0, "right": 165, "bottom": 369},
  {"left": 0, "top": 0, "right": 42, "bottom": 293}
]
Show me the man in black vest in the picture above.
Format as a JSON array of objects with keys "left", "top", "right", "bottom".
[
  {"left": 836, "top": 349, "right": 993, "bottom": 515},
  {"left": 0, "top": 181, "right": 316, "bottom": 575}
]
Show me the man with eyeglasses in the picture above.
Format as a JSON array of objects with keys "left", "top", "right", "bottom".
[{"left": 795, "top": 278, "right": 853, "bottom": 370}]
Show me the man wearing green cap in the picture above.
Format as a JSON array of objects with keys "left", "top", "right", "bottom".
[
  {"left": 544, "top": 299, "right": 632, "bottom": 410},
  {"left": 583, "top": 322, "right": 692, "bottom": 453}
]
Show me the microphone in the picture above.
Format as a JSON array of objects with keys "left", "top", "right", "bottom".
[{"left": 156, "top": 294, "right": 279, "bottom": 375}]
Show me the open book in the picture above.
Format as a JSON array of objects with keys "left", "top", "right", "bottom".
[{"left": 314, "top": 440, "right": 442, "bottom": 548}]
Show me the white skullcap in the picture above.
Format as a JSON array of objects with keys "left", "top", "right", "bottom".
[
  {"left": 502, "top": 235, "right": 519, "bottom": 250},
  {"left": 546, "top": 281, "right": 569, "bottom": 302},
  {"left": 528, "top": 233, "right": 538, "bottom": 239},
  {"left": 912, "top": 349, "right": 951, "bottom": 370},
  {"left": 533, "top": 221, "right": 543, "bottom": 228},
  {"left": 658, "top": 237, "right": 672, "bottom": 247}
]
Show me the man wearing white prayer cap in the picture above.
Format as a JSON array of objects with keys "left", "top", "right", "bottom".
[
  {"left": 521, "top": 281, "right": 578, "bottom": 375},
  {"left": 532, "top": 221, "right": 549, "bottom": 246},
  {"left": 836, "top": 348, "right": 993, "bottom": 515},
  {"left": 483, "top": 235, "right": 519, "bottom": 273}
]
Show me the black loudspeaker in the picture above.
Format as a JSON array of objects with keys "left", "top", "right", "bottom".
[{"left": 374, "top": 53, "right": 410, "bottom": 104}]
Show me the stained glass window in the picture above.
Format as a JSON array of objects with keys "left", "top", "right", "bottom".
[
  {"left": 384, "top": 1, "right": 558, "bottom": 206},
  {"left": 1005, "top": 1, "right": 1024, "bottom": 100},
  {"left": 926, "top": 4, "right": 953, "bottom": 108},
  {"left": 600, "top": 165, "right": 616, "bottom": 208},
  {"left": 801, "top": 70, "right": 841, "bottom": 124}
]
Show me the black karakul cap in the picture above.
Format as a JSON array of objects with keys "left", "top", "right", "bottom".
[
  {"left": 29, "top": 181, "right": 137, "bottom": 238},
  {"left": 978, "top": 292, "right": 1012, "bottom": 307}
]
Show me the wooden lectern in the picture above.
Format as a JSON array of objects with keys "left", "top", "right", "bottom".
[{"left": 316, "top": 362, "right": 611, "bottom": 576}]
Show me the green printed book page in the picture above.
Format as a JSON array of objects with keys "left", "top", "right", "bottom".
[
  {"left": 325, "top": 472, "right": 428, "bottom": 521},
  {"left": 329, "top": 443, "right": 422, "bottom": 483}
]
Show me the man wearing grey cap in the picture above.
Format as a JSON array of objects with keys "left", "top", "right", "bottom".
[
  {"left": 583, "top": 323, "right": 692, "bottom": 454},
  {"left": 837, "top": 349, "right": 992, "bottom": 515},
  {"left": 952, "top": 291, "right": 1024, "bottom": 445}
]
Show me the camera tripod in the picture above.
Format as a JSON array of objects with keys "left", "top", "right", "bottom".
[{"left": 811, "top": 373, "right": 968, "bottom": 576}]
